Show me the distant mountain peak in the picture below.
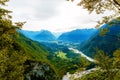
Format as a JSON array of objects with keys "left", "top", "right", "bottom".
[
  {"left": 58, "top": 28, "right": 97, "bottom": 43},
  {"left": 18, "top": 29, "right": 56, "bottom": 42}
]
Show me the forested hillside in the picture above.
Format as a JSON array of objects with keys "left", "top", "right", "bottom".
[
  {"left": 15, "top": 33, "right": 60, "bottom": 80},
  {"left": 70, "top": 19, "right": 120, "bottom": 80},
  {"left": 0, "top": 0, "right": 59, "bottom": 80},
  {"left": 80, "top": 19, "right": 120, "bottom": 57},
  {"left": 0, "top": 31, "right": 60, "bottom": 80}
]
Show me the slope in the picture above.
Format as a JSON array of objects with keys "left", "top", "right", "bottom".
[
  {"left": 14, "top": 33, "right": 60, "bottom": 80},
  {"left": 80, "top": 20, "right": 120, "bottom": 57},
  {"left": 15, "top": 33, "right": 48, "bottom": 61}
]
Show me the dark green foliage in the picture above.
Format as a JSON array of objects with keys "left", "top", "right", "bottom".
[
  {"left": 44, "top": 42, "right": 91, "bottom": 78},
  {"left": 77, "top": 67, "right": 120, "bottom": 80},
  {"left": 113, "top": 49, "right": 120, "bottom": 69},
  {"left": 74, "top": 21, "right": 120, "bottom": 80},
  {"left": 76, "top": 49, "right": 120, "bottom": 80},
  {"left": 0, "top": 0, "right": 60, "bottom": 80},
  {"left": 15, "top": 33, "right": 60, "bottom": 79},
  {"left": 0, "top": 32, "right": 60, "bottom": 80},
  {"left": 0, "top": 1, "right": 27, "bottom": 79},
  {"left": 0, "top": 33, "right": 27, "bottom": 80},
  {"left": 45, "top": 43, "right": 79, "bottom": 74},
  {"left": 76, "top": 70, "right": 106, "bottom": 80},
  {"left": 47, "top": 46, "right": 82, "bottom": 77},
  {"left": 80, "top": 21, "right": 120, "bottom": 58},
  {"left": 14, "top": 33, "right": 49, "bottom": 61}
]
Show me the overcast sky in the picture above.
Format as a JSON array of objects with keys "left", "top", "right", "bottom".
[{"left": 7, "top": 0, "right": 112, "bottom": 32}]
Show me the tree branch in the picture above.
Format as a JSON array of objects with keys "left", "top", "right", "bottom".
[{"left": 113, "top": 0, "right": 120, "bottom": 7}]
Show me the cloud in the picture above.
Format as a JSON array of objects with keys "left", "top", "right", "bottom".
[
  {"left": 7, "top": 0, "right": 113, "bottom": 32},
  {"left": 8, "top": 0, "right": 64, "bottom": 21},
  {"left": 34, "top": 0, "right": 64, "bottom": 20}
]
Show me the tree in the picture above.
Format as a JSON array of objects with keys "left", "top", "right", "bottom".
[
  {"left": 66, "top": 1, "right": 120, "bottom": 79},
  {"left": 67, "top": 0, "right": 120, "bottom": 27},
  {"left": 79, "top": 57, "right": 90, "bottom": 70},
  {"left": 94, "top": 49, "right": 114, "bottom": 80},
  {"left": 113, "top": 49, "right": 120, "bottom": 69},
  {"left": 0, "top": 0, "right": 27, "bottom": 80},
  {"left": 77, "top": 49, "right": 120, "bottom": 80}
]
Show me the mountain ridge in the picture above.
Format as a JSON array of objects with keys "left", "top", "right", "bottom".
[
  {"left": 18, "top": 30, "right": 56, "bottom": 42},
  {"left": 58, "top": 28, "right": 97, "bottom": 44},
  {"left": 79, "top": 20, "right": 120, "bottom": 57}
]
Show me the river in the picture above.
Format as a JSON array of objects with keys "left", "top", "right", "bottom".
[
  {"left": 69, "top": 48, "right": 95, "bottom": 62},
  {"left": 62, "top": 48, "right": 96, "bottom": 80}
]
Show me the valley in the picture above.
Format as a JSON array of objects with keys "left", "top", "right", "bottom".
[
  {"left": 1, "top": 0, "right": 120, "bottom": 80},
  {"left": 19, "top": 21, "right": 120, "bottom": 80},
  {"left": 19, "top": 29, "right": 97, "bottom": 79}
]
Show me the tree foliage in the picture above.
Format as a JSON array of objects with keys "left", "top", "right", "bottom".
[
  {"left": 0, "top": 0, "right": 28, "bottom": 80},
  {"left": 0, "top": 1, "right": 61, "bottom": 80},
  {"left": 113, "top": 49, "right": 120, "bottom": 69},
  {"left": 75, "top": 49, "right": 120, "bottom": 80},
  {"left": 66, "top": 0, "right": 120, "bottom": 80}
]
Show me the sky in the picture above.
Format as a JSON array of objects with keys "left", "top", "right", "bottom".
[{"left": 7, "top": 0, "right": 112, "bottom": 32}]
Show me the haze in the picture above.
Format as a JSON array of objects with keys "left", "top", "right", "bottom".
[{"left": 8, "top": 0, "right": 112, "bottom": 32}]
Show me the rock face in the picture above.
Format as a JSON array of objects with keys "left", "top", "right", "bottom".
[{"left": 24, "top": 60, "right": 59, "bottom": 80}]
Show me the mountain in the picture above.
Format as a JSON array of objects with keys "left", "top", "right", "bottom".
[
  {"left": 15, "top": 33, "right": 48, "bottom": 60},
  {"left": 18, "top": 30, "right": 56, "bottom": 42},
  {"left": 80, "top": 20, "right": 120, "bottom": 57},
  {"left": 53, "top": 32, "right": 62, "bottom": 38},
  {"left": 58, "top": 29, "right": 97, "bottom": 44},
  {"left": 14, "top": 33, "right": 60, "bottom": 80}
]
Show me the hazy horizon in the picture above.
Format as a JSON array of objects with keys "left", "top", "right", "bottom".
[{"left": 7, "top": 0, "right": 112, "bottom": 32}]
